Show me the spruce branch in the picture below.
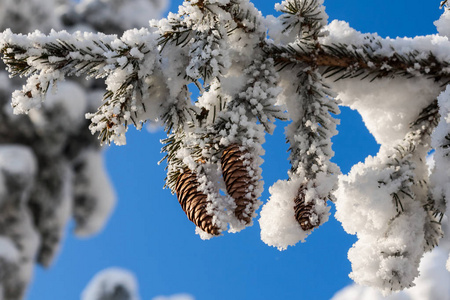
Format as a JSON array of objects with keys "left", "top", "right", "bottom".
[
  {"left": 2, "top": 2, "right": 450, "bottom": 286},
  {"left": 221, "top": 0, "right": 262, "bottom": 35},
  {"left": 268, "top": 42, "right": 450, "bottom": 83},
  {"left": 160, "top": 130, "right": 188, "bottom": 191},
  {"left": 335, "top": 98, "right": 442, "bottom": 293},
  {"left": 384, "top": 99, "right": 439, "bottom": 212},
  {"left": 158, "top": 25, "right": 192, "bottom": 51},
  {"left": 224, "top": 57, "right": 286, "bottom": 133},
  {"left": 0, "top": 29, "right": 161, "bottom": 144},
  {"left": 278, "top": 3, "right": 339, "bottom": 233},
  {"left": 160, "top": 85, "right": 201, "bottom": 134},
  {"left": 283, "top": 68, "right": 339, "bottom": 232},
  {"left": 1, "top": 30, "right": 138, "bottom": 81},
  {"left": 428, "top": 88, "right": 450, "bottom": 252},
  {"left": 286, "top": 70, "right": 339, "bottom": 176},
  {"left": 278, "top": 0, "right": 327, "bottom": 40},
  {"left": 377, "top": 100, "right": 441, "bottom": 280}
]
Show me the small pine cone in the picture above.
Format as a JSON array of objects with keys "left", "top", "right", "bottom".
[
  {"left": 294, "top": 184, "right": 320, "bottom": 231},
  {"left": 175, "top": 169, "right": 220, "bottom": 235},
  {"left": 221, "top": 144, "right": 256, "bottom": 224}
]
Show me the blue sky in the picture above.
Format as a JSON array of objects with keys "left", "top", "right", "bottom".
[{"left": 27, "top": 1, "right": 443, "bottom": 300}]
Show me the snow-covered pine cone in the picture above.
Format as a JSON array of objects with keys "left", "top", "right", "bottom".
[
  {"left": 175, "top": 169, "right": 220, "bottom": 235},
  {"left": 221, "top": 144, "right": 256, "bottom": 224},
  {"left": 294, "top": 184, "right": 320, "bottom": 231}
]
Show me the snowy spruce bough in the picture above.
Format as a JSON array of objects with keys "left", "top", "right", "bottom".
[
  {"left": 0, "top": 0, "right": 168, "bottom": 299},
  {"left": 2, "top": 0, "right": 450, "bottom": 295}
]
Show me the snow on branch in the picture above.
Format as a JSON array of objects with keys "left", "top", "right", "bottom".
[
  {"left": 335, "top": 99, "right": 441, "bottom": 293},
  {"left": 2, "top": 0, "right": 450, "bottom": 295},
  {"left": 0, "top": 28, "right": 160, "bottom": 144},
  {"left": 82, "top": 268, "right": 140, "bottom": 300}
]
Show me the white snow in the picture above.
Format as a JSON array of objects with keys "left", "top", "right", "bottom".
[
  {"left": 0, "top": 0, "right": 61, "bottom": 33},
  {"left": 0, "top": 237, "right": 20, "bottom": 263},
  {"left": 82, "top": 268, "right": 140, "bottom": 300},
  {"left": 335, "top": 137, "right": 432, "bottom": 293},
  {"left": 329, "top": 75, "right": 440, "bottom": 147},
  {"left": 331, "top": 247, "right": 450, "bottom": 300},
  {"left": 1, "top": 0, "right": 450, "bottom": 296},
  {"left": 74, "top": 150, "right": 116, "bottom": 237},
  {"left": 0, "top": 0, "right": 169, "bottom": 298},
  {"left": 45, "top": 81, "right": 88, "bottom": 123},
  {"left": 430, "top": 86, "right": 450, "bottom": 270},
  {"left": 323, "top": 20, "right": 442, "bottom": 147},
  {"left": 259, "top": 177, "right": 310, "bottom": 250},
  {"left": 28, "top": 81, "right": 88, "bottom": 130},
  {"left": 435, "top": 8, "right": 450, "bottom": 38},
  {"left": 0, "top": 145, "right": 36, "bottom": 183}
]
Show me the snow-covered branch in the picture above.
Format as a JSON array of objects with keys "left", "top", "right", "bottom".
[
  {"left": 0, "top": 0, "right": 168, "bottom": 299},
  {"left": 1, "top": 0, "right": 450, "bottom": 296}
]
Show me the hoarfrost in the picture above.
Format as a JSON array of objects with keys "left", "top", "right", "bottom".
[
  {"left": 323, "top": 20, "right": 441, "bottom": 147},
  {"left": 331, "top": 247, "right": 450, "bottom": 300},
  {"left": 1, "top": 0, "right": 450, "bottom": 297},
  {"left": 430, "top": 86, "right": 450, "bottom": 269}
]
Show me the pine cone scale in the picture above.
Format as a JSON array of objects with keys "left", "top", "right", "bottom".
[
  {"left": 294, "top": 184, "right": 320, "bottom": 231},
  {"left": 175, "top": 169, "right": 220, "bottom": 235}
]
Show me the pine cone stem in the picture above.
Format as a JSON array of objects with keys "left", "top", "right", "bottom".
[{"left": 175, "top": 169, "right": 220, "bottom": 235}]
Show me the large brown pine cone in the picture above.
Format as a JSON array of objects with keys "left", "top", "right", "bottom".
[
  {"left": 294, "top": 184, "right": 320, "bottom": 231},
  {"left": 175, "top": 169, "right": 220, "bottom": 235},
  {"left": 221, "top": 144, "right": 256, "bottom": 224}
]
